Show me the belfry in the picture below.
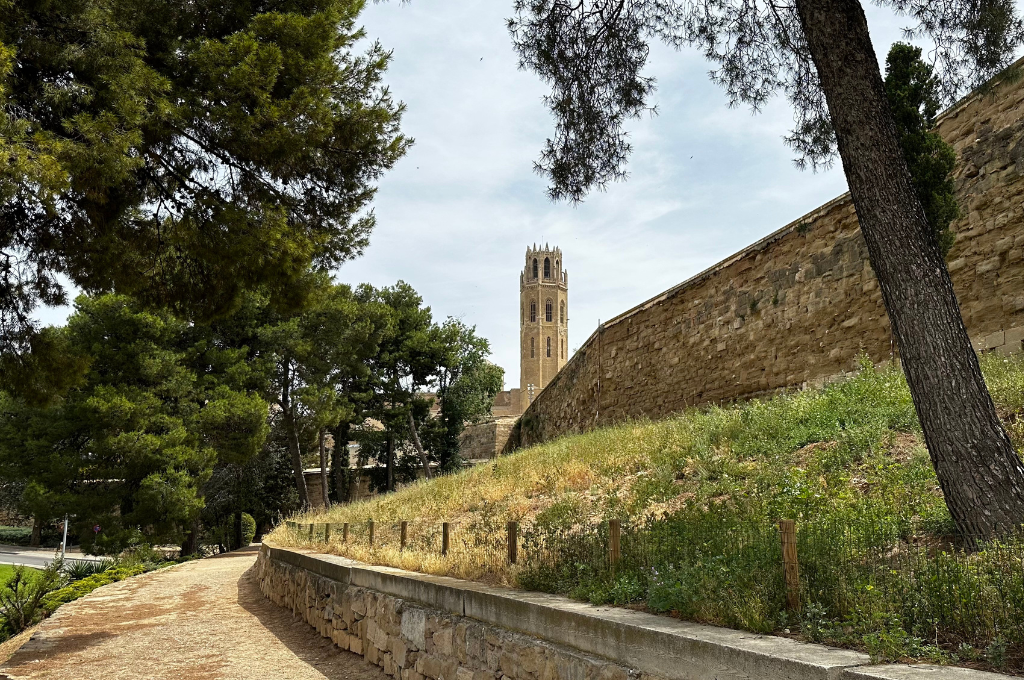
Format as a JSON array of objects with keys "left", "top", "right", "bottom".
[{"left": 519, "top": 244, "right": 568, "bottom": 412}]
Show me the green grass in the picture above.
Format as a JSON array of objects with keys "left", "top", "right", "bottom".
[
  {"left": 274, "top": 353, "right": 1024, "bottom": 672},
  {"left": 0, "top": 565, "right": 39, "bottom": 587}
]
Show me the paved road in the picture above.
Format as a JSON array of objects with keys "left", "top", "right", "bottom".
[
  {"left": 0, "top": 545, "right": 389, "bottom": 680},
  {"left": 0, "top": 545, "right": 104, "bottom": 569}
]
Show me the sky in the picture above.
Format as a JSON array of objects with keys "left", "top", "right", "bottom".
[{"left": 31, "top": 2, "right": 977, "bottom": 388}]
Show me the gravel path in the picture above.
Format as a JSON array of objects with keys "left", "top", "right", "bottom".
[{"left": 0, "top": 546, "right": 388, "bottom": 680}]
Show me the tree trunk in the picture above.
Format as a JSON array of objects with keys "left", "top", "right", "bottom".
[
  {"left": 330, "top": 421, "right": 351, "bottom": 503},
  {"left": 181, "top": 517, "right": 200, "bottom": 557},
  {"left": 234, "top": 467, "right": 244, "bottom": 550},
  {"left": 387, "top": 433, "right": 395, "bottom": 492},
  {"left": 318, "top": 426, "right": 331, "bottom": 510},
  {"left": 29, "top": 515, "right": 41, "bottom": 548},
  {"left": 408, "top": 411, "right": 433, "bottom": 479},
  {"left": 281, "top": 360, "right": 309, "bottom": 509},
  {"left": 795, "top": 0, "right": 1024, "bottom": 541}
]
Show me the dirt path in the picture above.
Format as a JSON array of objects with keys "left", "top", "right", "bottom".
[{"left": 0, "top": 546, "right": 388, "bottom": 680}]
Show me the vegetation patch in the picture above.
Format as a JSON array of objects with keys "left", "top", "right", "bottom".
[{"left": 276, "top": 353, "right": 1024, "bottom": 673}]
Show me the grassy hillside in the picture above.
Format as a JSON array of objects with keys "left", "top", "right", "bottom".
[{"left": 271, "top": 354, "right": 1024, "bottom": 671}]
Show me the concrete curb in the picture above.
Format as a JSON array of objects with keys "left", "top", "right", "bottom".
[{"left": 263, "top": 545, "right": 1012, "bottom": 680}]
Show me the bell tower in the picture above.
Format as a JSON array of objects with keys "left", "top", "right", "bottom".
[{"left": 520, "top": 244, "right": 568, "bottom": 412}]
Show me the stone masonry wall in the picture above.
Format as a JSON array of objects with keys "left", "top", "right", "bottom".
[
  {"left": 459, "top": 417, "right": 518, "bottom": 461},
  {"left": 505, "top": 60, "right": 1024, "bottom": 451},
  {"left": 255, "top": 551, "right": 642, "bottom": 680}
]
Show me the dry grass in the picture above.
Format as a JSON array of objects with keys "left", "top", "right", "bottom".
[{"left": 268, "top": 354, "right": 1024, "bottom": 587}]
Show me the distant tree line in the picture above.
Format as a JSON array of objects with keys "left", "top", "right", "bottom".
[{"left": 0, "top": 281, "right": 501, "bottom": 555}]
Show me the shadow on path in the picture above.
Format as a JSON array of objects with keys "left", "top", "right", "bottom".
[{"left": 236, "top": 551, "right": 387, "bottom": 680}]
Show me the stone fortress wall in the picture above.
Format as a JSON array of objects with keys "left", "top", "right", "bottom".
[{"left": 505, "top": 59, "right": 1024, "bottom": 451}]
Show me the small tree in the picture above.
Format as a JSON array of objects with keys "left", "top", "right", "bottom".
[{"left": 884, "top": 43, "right": 960, "bottom": 257}]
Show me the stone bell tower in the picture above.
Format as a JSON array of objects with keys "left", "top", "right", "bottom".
[{"left": 520, "top": 244, "right": 568, "bottom": 412}]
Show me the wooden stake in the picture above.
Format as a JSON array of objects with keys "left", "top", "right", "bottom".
[
  {"left": 507, "top": 521, "right": 518, "bottom": 564},
  {"left": 324, "top": 523, "right": 332, "bottom": 543},
  {"left": 779, "top": 519, "right": 800, "bottom": 612},
  {"left": 368, "top": 520, "right": 375, "bottom": 546},
  {"left": 609, "top": 519, "right": 621, "bottom": 572},
  {"left": 442, "top": 522, "right": 450, "bottom": 556},
  {"left": 343, "top": 522, "right": 349, "bottom": 544},
  {"left": 400, "top": 521, "right": 408, "bottom": 550},
  {"left": 309, "top": 523, "right": 315, "bottom": 541}
]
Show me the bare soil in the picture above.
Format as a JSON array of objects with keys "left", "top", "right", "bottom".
[{"left": 0, "top": 546, "right": 389, "bottom": 680}]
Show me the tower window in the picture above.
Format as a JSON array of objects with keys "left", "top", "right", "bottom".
[
  {"left": 530, "top": 337, "right": 535, "bottom": 358},
  {"left": 544, "top": 258, "right": 551, "bottom": 278},
  {"left": 532, "top": 258, "right": 538, "bottom": 279},
  {"left": 545, "top": 299, "right": 553, "bottom": 322},
  {"left": 560, "top": 301, "right": 565, "bottom": 324},
  {"left": 530, "top": 300, "right": 537, "bottom": 322},
  {"left": 546, "top": 337, "right": 551, "bottom": 357}
]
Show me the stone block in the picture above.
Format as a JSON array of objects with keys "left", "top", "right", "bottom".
[
  {"left": 403, "top": 608, "right": 427, "bottom": 650},
  {"left": 457, "top": 668, "right": 476, "bottom": 680},
  {"left": 986, "top": 330, "right": 1006, "bottom": 350},
  {"left": 433, "top": 626, "right": 454, "bottom": 656},
  {"left": 350, "top": 635, "right": 363, "bottom": 655}
]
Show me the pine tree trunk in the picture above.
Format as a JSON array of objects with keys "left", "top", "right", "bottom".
[
  {"left": 408, "top": 411, "right": 433, "bottom": 479},
  {"left": 330, "top": 421, "right": 351, "bottom": 503},
  {"left": 318, "top": 427, "right": 331, "bottom": 510},
  {"left": 281, "top": 360, "right": 309, "bottom": 509},
  {"left": 795, "top": 0, "right": 1024, "bottom": 541},
  {"left": 234, "top": 467, "right": 244, "bottom": 550},
  {"left": 29, "top": 516, "right": 41, "bottom": 548},
  {"left": 387, "top": 433, "right": 395, "bottom": 492}
]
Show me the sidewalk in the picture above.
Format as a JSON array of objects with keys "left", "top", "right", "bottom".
[{"left": 0, "top": 546, "right": 390, "bottom": 679}]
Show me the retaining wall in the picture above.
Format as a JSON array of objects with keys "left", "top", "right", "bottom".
[
  {"left": 505, "top": 60, "right": 1024, "bottom": 451},
  {"left": 255, "top": 544, "right": 1011, "bottom": 680}
]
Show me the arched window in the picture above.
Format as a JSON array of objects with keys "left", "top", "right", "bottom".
[
  {"left": 546, "top": 337, "right": 551, "bottom": 357},
  {"left": 560, "top": 301, "right": 565, "bottom": 324},
  {"left": 532, "top": 258, "right": 538, "bottom": 279},
  {"left": 530, "top": 337, "right": 535, "bottom": 358},
  {"left": 545, "top": 299, "right": 553, "bottom": 322},
  {"left": 544, "top": 258, "right": 551, "bottom": 278},
  {"left": 530, "top": 300, "right": 537, "bottom": 322}
]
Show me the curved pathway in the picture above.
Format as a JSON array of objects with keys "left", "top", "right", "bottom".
[{"left": 0, "top": 546, "right": 387, "bottom": 680}]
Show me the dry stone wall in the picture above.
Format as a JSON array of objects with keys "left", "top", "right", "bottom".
[
  {"left": 505, "top": 60, "right": 1024, "bottom": 451},
  {"left": 256, "top": 549, "right": 644, "bottom": 680}
]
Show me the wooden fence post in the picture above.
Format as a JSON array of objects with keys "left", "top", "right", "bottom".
[
  {"left": 343, "top": 522, "right": 349, "bottom": 544},
  {"left": 309, "top": 523, "right": 315, "bottom": 541},
  {"left": 400, "top": 521, "right": 408, "bottom": 551},
  {"left": 442, "top": 522, "right": 450, "bottom": 556},
  {"left": 287, "top": 521, "right": 296, "bottom": 532},
  {"left": 609, "top": 519, "right": 621, "bottom": 573},
  {"left": 368, "top": 520, "right": 375, "bottom": 546},
  {"left": 324, "top": 523, "right": 332, "bottom": 543},
  {"left": 507, "top": 521, "right": 518, "bottom": 565},
  {"left": 779, "top": 519, "right": 800, "bottom": 612}
]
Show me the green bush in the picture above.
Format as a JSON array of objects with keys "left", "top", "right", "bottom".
[
  {"left": 40, "top": 564, "right": 145, "bottom": 612},
  {"left": 241, "top": 513, "right": 256, "bottom": 546},
  {"left": 0, "top": 526, "right": 61, "bottom": 548}
]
